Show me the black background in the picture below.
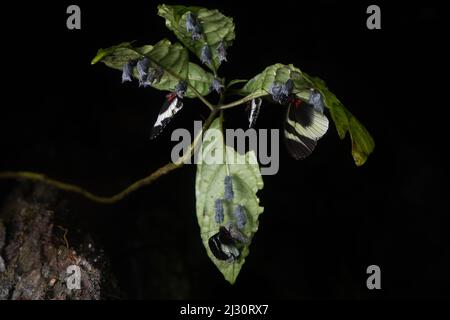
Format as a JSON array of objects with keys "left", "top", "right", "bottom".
[{"left": 0, "top": 1, "right": 448, "bottom": 299}]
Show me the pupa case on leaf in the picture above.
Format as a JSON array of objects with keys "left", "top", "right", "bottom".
[
  {"left": 210, "top": 78, "right": 224, "bottom": 93},
  {"left": 216, "top": 41, "right": 228, "bottom": 63},
  {"left": 137, "top": 57, "right": 150, "bottom": 86},
  {"left": 175, "top": 80, "right": 188, "bottom": 98},
  {"left": 233, "top": 205, "right": 247, "bottom": 229},
  {"left": 269, "top": 79, "right": 294, "bottom": 105},
  {"left": 145, "top": 67, "right": 164, "bottom": 86},
  {"left": 309, "top": 90, "right": 325, "bottom": 113},
  {"left": 201, "top": 45, "right": 212, "bottom": 66},
  {"left": 224, "top": 175, "right": 234, "bottom": 201},
  {"left": 185, "top": 12, "right": 203, "bottom": 40},
  {"left": 214, "top": 198, "right": 224, "bottom": 224},
  {"left": 121, "top": 60, "right": 135, "bottom": 83}
]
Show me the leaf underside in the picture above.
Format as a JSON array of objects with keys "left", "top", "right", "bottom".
[
  {"left": 91, "top": 39, "right": 215, "bottom": 98},
  {"left": 239, "top": 63, "right": 375, "bottom": 166},
  {"left": 158, "top": 4, "right": 235, "bottom": 73},
  {"left": 195, "top": 117, "right": 264, "bottom": 284}
]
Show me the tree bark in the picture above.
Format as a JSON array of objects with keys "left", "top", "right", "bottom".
[{"left": 0, "top": 183, "right": 119, "bottom": 300}]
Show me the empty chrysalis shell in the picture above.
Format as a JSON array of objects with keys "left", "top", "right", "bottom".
[
  {"left": 282, "top": 79, "right": 294, "bottom": 96},
  {"left": 233, "top": 205, "right": 247, "bottom": 229},
  {"left": 216, "top": 41, "right": 227, "bottom": 63},
  {"left": 269, "top": 79, "right": 294, "bottom": 105},
  {"left": 309, "top": 90, "right": 325, "bottom": 113},
  {"left": 175, "top": 80, "right": 188, "bottom": 98},
  {"left": 186, "top": 12, "right": 202, "bottom": 40},
  {"left": 121, "top": 61, "right": 134, "bottom": 83},
  {"left": 200, "top": 45, "right": 212, "bottom": 66},
  {"left": 214, "top": 198, "right": 224, "bottom": 224},
  {"left": 145, "top": 67, "right": 164, "bottom": 86},
  {"left": 137, "top": 57, "right": 150, "bottom": 86},
  {"left": 210, "top": 78, "right": 224, "bottom": 93},
  {"left": 224, "top": 175, "right": 234, "bottom": 201},
  {"left": 268, "top": 83, "right": 285, "bottom": 104},
  {"left": 185, "top": 12, "right": 196, "bottom": 32}
]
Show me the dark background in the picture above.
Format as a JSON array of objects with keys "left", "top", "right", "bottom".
[{"left": 0, "top": 1, "right": 448, "bottom": 299}]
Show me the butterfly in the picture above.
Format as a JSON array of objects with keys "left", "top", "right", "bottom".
[
  {"left": 284, "top": 91, "right": 329, "bottom": 160},
  {"left": 207, "top": 223, "right": 249, "bottom": 262},
  {"left": 150, "top": 93, "right": 183, "bottom": 139},
  {"left": 150, "top": 81, "right": 188, "bottom": 139},
  {"left": 268, "top": 79, "right": 329, "bottom": 159},
  {"left": 247, "top": 98, "right": 262, "bottom": 128},
  {"left": 208, "top": 226, "right": 240, "bottom": 262}
]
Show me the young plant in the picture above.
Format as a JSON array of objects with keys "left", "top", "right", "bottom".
[{"left": 1, "top": 4, "right": 374, "bottom": 284}]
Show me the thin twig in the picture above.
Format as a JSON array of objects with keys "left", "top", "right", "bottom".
[
  {"left": 219, "top": 92, "right": 267, "bottom": 110},
  {"left": 0, "top": 110, "right": 219, "bottom": 204},
  {"left": 0, "top": 164, "right": 179, "bottom": 204}
]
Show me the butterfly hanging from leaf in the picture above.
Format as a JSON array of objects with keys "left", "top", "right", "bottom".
[{"left": 247, "top": 78, "right": 329, "bottom": 160}]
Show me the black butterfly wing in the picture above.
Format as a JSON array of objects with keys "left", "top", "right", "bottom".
[
  {"left": 150, "top": 95, "right": 184, "bottom": 140},
  {"left": 284, "top": 101, "right": 329, "bottom": 160}
]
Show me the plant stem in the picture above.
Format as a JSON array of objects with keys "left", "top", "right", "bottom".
[
  {"left": 0, "top": 164, "right": 180, "bottom": 205},
  {"left": 0, "top": 110, "right": 219, "bottom": 204},
  {"left": 219, "top": 92, "right": 267, "bottom": 110},
  {"left": 193, "top": 88, "right": 215, "bottom": 111},
  {"left": 130, "top": 47, "right": 268, "bottom": 112}
]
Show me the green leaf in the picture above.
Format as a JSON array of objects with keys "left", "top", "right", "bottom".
[
  {"left": 195, "top": 117, "right": 264, "bottom": 284},
  {"left": 240, "top": 63, "right": 310, "bottom": 97},
  {"left": 303, "top": 75, "right": 375, "bottom": 166},
  {"left": 158, "top": 4, "right": 235, "bottom": 73},
  {"left": 239, "top": 63, "right": 375, "bottom": 166},
  {"left": 91, "top": 39, "right": 215, "bottom": 98},
  {"left": 348, "top": 115, "right": 375, "bottom": 166}
]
